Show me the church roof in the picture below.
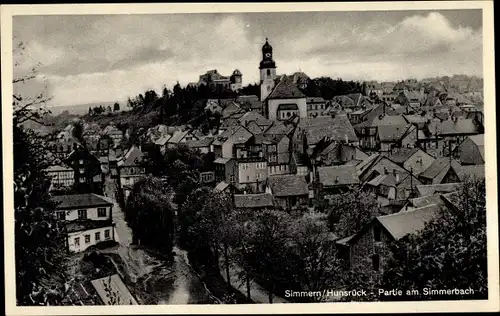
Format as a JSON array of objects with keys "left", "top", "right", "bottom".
[{"left": 267, "top": 80, "right": 306, "bottom": 100}]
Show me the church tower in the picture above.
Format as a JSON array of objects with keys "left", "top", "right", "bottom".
[{"left": 259, "top": 38, "right": 277, "bottom": 101}]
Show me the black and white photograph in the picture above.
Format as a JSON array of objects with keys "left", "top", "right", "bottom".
[{"left": 2, "top": 1, "right": 499, "bottom": 314}]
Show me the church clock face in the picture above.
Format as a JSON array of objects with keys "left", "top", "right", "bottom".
[{"left": 265, "top": 52, "right": 271, "bottom": 58}]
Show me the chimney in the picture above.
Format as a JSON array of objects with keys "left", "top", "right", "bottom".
[
  {"left": 345, "top": 134, "right": 348, "bottom": 144},
  {"left": 393, "top": 170, "right": 399, "bottom": 183},
  {"left": 384, "top": 167, "right": 388, "bottom": 175}
]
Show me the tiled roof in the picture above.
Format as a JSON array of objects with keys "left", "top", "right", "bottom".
[
  {"left": 45, "top": 164, "right": 73, "bottom": 172},
  {"left": 117, "top": 146, "right": 144, "bottom": 167},
  {"left": 377, "top": 124, "right": 413, "bottom": 142},
  {"left": 238, "top": 111, "right": 272, "bottom": 127},
  {"left": 222, "top": 102, "right": 243, "bottom": 118},
  {"left": 408, "top": 194, "right": 446, "bottom": 209},
  {"left": 430, "top": 119, "right": 479, "bottom": 136},
  {"left": 267, "top": 80, "right": 306, "bottom": 99},
  {"left": 366, "top": 173, "right": 398, "bottom": 187},
  {"left": 419, "top": 158, "right": 461, "bottom": 183},
  {"left": 377, "top": 204, "right": 441, "bottom": 240},
  {"left": 214, "top": 181, "right": 229, "bottom": 192},
  {"left": 335, "top": 234, "right": 356, "bottom": 246},
  {"left": 52, "top": 193, "right": 112, "bottom": 210},
  {"left": 65, "top": 219, "right": 113, "bottom": 233},
  {"left": 318, "top": 165, "right": 359, "bottom": 187},
  {"left": 214, "top": 157, "right": 232, "bottom": 164},
  {"left": 154, "top": 135, "right": 171, "bottom": 145},
  {"left": 234, "top": 193, "right": 274, "bottom": 208},
  {"left": 385, "top": 148, "right": 420, "bottom": 164},
  {"left": 299, "top": 115, "right": 358, "bottom": 145},
  {"left": 267, "top": 174, "right": 308, "bottom": 197},
  {"left": 457, "top": 165, "right": 485, "bottom": 181},
  {"left": 415, "top": 183, "right": 461, "bottom": 197},
  {"left": 264, "top": 121, "right": 295, "bottom": 136},
  {"left": 167, "top": 130, "right": 190, "bottom": 144},
  {"left": 185, "top": 137, "right": 214, "bottom": 148}
]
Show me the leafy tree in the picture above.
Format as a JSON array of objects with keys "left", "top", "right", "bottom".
[
  {"left": 124, "top": 176, "right": 175, "bottom": 255},
  {"left": 326, "top": 189, "right": 380, "bottom": 238},
  {"left": 107, "top": 105, "right": 112, "bottom": 113},
  {"left": 382, "top": 179, "right": 487, "bottom": 300},
  {"left": 289, "top": 212, "right": 343, "bottom": 301},
  {"left": 242, "top": 209, "right": 295, "bottom": 303},
  {"left": 13, "top": 39, "right": 68, "bottom": 305},
  {"left": 113, "top": 102, "right": 120, "bottom": 112}
]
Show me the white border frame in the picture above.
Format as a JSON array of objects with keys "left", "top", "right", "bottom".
[{"left": 2, "top": 1, "right": 498, "bottom": 315}]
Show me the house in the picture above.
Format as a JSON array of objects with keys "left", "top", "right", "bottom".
[
  {"left": 166, "top": 130, "right": 199, "bottom": 149},
  {"left": 204, "top": 99, "right": 223, "bottom": 114},
  {"left": 222, "top": 101, "right": 244, "bottom": 118},
  {"left": 403, "top": 114, "right": 428, "bottom": 130},
  {"left": 52, "top": 193, "right": 115, "bottom": 253},
  {"left": 102, "top": 124, "right": 123, "bottom": 144},
  {"left": 64, "top": 146, "right": 104, "bottom": 195},
  {"left": 356, "top": 154, "right": 413, "bottom": 184},
  {"left": 247, "top": 133, "right": 291, "bottom": 176},
  {"left": 237, "top": 158, "right": 268, "bottom": 192},
  {"left": 213, "top": 125, "right": 253, "bottom": 159},
  {"left": 266, "top": 174, "right": 309, "bottom": 208},
  {"left": 185, "top": 137, "right": 214, "bottom": 154},
  {"left": 306, "top": 97, "right": 328, "bottom": 117},
  {"left": 48, "top": 135, "right": 82, "bottom": 159},
  {"left": 415, "top": 183, "right": 462, "bottom": 197},
  {"left": 364, "top": 168, "right": 422, "bottom": 206},
  {"left": 45, "top": 164, "right": 75, "bottom": 191},
  {"left": 154, "top": 135, "right": 172, "bottom": 154},
  {"left": 290, "top": 151, "right": 311, "bottom": 178},
  {"left": 237, "top": 111, "right": 273, "bottom": 133},
  {"left": 376, "top": 124, "right": 417, "bottom": 152},
  {"left": 213, "top": 181, "right": 242, "bottom": 194},
  {"left": 117, "top": 145, "right": 146, "bottom": 199},
  {"left": 266, "top": 79, "right": 307, "bottom": 120},
  {"left": 233, "top": 193, "right": 274, "bottom": 210},
  {"left": 236, "top": 95, "right": 263, "bottom": 115},
  {"left": 418, "top": 158, "right": 462, "bottom": 185},
  {"left": 314, "top": 142, "right": 368, "bottom": 167},
  {"left": 385, "top": 147, "right": 435, "bottom": 176},
  {"left": 90, "top": 274, "right": 138, "bottom": 305},
  {"left": 214, "top": 157, "right": 238, "bottom": 184},
  {"left": 455, "top": 134, "right": 484, "bottom": 165},
  {"left": 316, "top": 165, "right": 360, "bottom": 197},
  {"left": 336, "top": 204, "right": 442, "bottom": 279},
  {"left": 293, "top": 115, "right": 358, "bottom": 154},
  {"left": 401, "top": 193, "right": 449, "bottom": 212}
]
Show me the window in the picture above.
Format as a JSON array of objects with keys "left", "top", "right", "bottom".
[
  {"left": 78, "top": 209, "right": 87, "bottom": 219},
  {"left": 85, "top": 235, "right": 91, "bottom": 244},
  {"left": 74, "top": 237, "right": 80, "bottom": 246},
  {"left": 267, "top": 86, "right": 271, "bottom": 92},
  {"left": 79, "top": 177, "right": 86, "bottom": 183},
  {"left": 104, "top": 229, "right": 111, "bottom": 240},
  {"left": 374, "top": 225, "right": 381, "bottom": 242},
  {"left": 266, "top": 69, "right": 271, "bottom": 76},
  {"left": 372, "top": 254, "right": 380, "bottom": 271},
  {"left": 229, "top": 175, "right": 235, "bottom": 183},
  {"left": 95, "top": 232, "right": 101, "bottom": 241},
  {"left": 79, "top": 160, "right": 84, "bottom": 164},
  {"left": 97, "top": 207, "right": 107, "bottom": 217},
  {"left": 247, "top": 176, "right": 250, "bottom": 181},
  {"left": 57, "top": 211, "right": 66, "bottom": 221}
]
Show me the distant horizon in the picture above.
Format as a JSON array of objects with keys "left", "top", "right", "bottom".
[
  {"left": 14, "top": 10, "right": 483, "bottom": 107},
  {"left": 46, "top": 72, "right": 483, "bottom": 110}
]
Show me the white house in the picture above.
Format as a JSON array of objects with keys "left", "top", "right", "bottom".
[{"left": 52, "top": 193, "right": 115, "bottom": 253}]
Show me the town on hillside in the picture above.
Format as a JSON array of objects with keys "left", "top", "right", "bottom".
[{"left": 14, "top": 35, "right": 488, "bottom": 306}]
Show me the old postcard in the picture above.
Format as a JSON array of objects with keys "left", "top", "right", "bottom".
[{"left": 2, "top": 1, "right": 498, "bottom": 315}]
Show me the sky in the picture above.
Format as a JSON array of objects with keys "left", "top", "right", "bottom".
[{"left": 13, "top": 9, "right": 483, "bottom": 107}]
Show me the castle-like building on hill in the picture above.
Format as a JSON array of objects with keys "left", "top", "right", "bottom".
[
  {"left": 189, "top": 69, "right": 243, "bottom": 92},
  {"left": 259, "top": 38, "right": 309, "bottom": 121}
]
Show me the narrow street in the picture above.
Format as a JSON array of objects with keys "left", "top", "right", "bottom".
[{"left": 102, "top": 176, "right": 216, "bottom": 304}]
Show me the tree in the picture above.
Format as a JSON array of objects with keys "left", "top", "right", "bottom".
[
  {"left": 382, "top": 179, "right": 487, "bottom": 300},
  {"left": 290, "top": 212, "right": 343, "bottom": 301},
  {"left": 326, "top": 189, "right": 380, "bottom": 238},
  {"left": 124, "top": 176, "right": 175, "bottom": 255},
  {"left": 242, "top": 209, "right": 295, "bottom": 303},
  {"left": 113, "top": 102, "right": 120, "bottom": 112},
  {"left": 13, "top": 40, "right": 68, "bottom": 306},
  {"left": 107, "top": 105, "right": 112, "bottom": 113}
]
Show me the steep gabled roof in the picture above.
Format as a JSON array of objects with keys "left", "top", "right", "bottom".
[
  {"left": 317, "top": 165, "right": 359, "bottom": 186},
  {"left": 376, "top": 204, "right": 442, "bottom": 240},
  {"left": 117, "top": 145, "right": 144, "bottom": 167},
  {"left": 267, "top": 174, "right": 308, "bottom": 197},
  {"left": 267, "top": 80, "right": 306, "bottom": 100},
  {"left": 234, "top": 193, "right": 274, "bottom": 208},
  {"left": 52, "top": 193, "right": 112, "bottom": 210}
]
